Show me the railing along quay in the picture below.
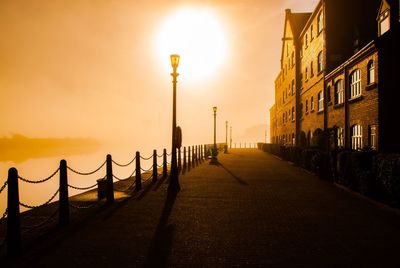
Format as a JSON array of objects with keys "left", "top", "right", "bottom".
[{"left": 0, "top": 144, "right": 209, "bottom": 257}]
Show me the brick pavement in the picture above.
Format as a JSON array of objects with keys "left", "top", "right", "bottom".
[{"left": 3, "top": 149, "right": 400, "bottom": 267}]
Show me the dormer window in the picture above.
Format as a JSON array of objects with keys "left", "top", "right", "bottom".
[{"left": 379, "top": 9, "right": 390, "bottom": 36}]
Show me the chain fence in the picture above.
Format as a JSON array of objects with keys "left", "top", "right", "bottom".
[
  {"left": 112, "top": 156, "right": 136, "bottom": 167},
  {"left": 21, "top": 208, "right": 59, "bottom": 231},
  {"left": 113, "top": 169, "right": 136, "bottom": 181},
  {"left": 140, "top": 154, "right": 153, "bottom": 161},
  {"left": 69, "top": 201, "right": 99, "bottom": 210},
  {"left": 140, "top": 166, "right": 153, "bottom": 173},
  {"left": 0, "top": 181, "right": 7, "bottom": 194},
  {"left": 68, "top": 183, "right": 98, "bottom": 191},
  {"left": 67, "top": 160, "right": 106, "bottom": 176},
  {"left": 19, "top": 189, "right": 59, "bottom": 209},
  {"left": 0, "top": 208, "right": 8, "bottom": 223},
  {"left": 18, "top": 168, "right": 60, "bottom": 184}
]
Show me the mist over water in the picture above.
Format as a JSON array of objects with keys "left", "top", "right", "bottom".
[{"left": 0, "top": 139, "right": 174, "bottom": 214}]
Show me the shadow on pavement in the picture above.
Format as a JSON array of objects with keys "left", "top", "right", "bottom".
[
  {"left": 218, "top": 162, "right": 249, "bottom": 186},
  {"left": 144, "top": 191, "right": 177, "bottom": 268}
]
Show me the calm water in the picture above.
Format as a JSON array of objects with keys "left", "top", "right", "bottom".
[{"left": 0, "top": 143, "right": 169, "bottom": 214}]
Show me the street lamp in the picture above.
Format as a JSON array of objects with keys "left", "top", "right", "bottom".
[
  {"left": 210, "top": 106, "right": 218, "bottom": 164},
  {"left": 168, "top": 54, "right": 180, "bottom": 192},
  {"left": 224, "top": 121, "right": 228, "bottom": 153}
]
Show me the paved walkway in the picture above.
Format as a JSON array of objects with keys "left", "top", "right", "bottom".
[{"left": 4, "top": 149, "right": 400, "bottom": 267}]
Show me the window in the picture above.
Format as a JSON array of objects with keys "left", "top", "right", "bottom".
[
  {"left": 317, "top": 51, "right": 323, "bottom": 73},
  {"left": 317, "top": 11, "right": 324, "bottom": 33},
  {"left": 283, "top": 91, "right": 285, "bottom": 103},
  {"left": 292, "top": 133, "right": 295, "bottom": 145},
  {"left": 367, "top": 60, "right": 375, "bottom": 84},
  {"left": 318, "top": 91, "right": 324, "bottom": 111},
  {"left": 286, "top": 43, "right": 289, "bottom": 56},
  {"left": 311, "top": 96, "right": 314, "bottom": 111},
  {"left": 369, "top": 125, "right": 377, "bottom": 150},
  {"left": 351, "top": 124, "right": 363, "bottom": 150},
  {"left": 291, "top": 80, "right": 295, "bottom": 95},
  {"left": 350, "top": 69, "right": 361, "bottom": 98},
  {"left": 285, "top": 111, "right": 288, "bottom": 123},
  {"left": 300, "top": 44, "right": 303, "bottom": 58},
  {"left": 337, "top": 127, "right": 344, "bottom": 148},
  {"left": 305, "top": 99, "right": 309, "bottom": 113},
  {"left": 310, "top": 25, "right": 314, "bottom": 40},
  {"left": 334, "top": 79, "right": 344, "bottom": 105},
  {"left": 305, "top": 67, "right": 308, "bottom": 80},
  {"left": 305, "top": 34, "right": 308, "bottom": 48},
  {"left": 291, "top": 52, "right": 295, "bottom": 69},
  {"left": 310, "top": 61, "right": 314, "bottom": 77},
  {"left": 292, "top": 107, "right": 295, "bottom": 121},
  {"left": 378, "top": 9, "right": 390, "bottom": 36},
  {"left": 326, "top": 86, "right": 331, "bottom": 103}
]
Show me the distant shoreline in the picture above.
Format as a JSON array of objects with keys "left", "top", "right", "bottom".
[{"left": 0, "top": 134, "right": 100, "bottom": 163}]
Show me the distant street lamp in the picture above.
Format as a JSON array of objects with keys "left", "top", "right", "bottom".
[
  {"left": 168, "top": 54, "right": 180, "bottom": 192},
  {"left": 224, "top": 121, "right": 228, "bottom": 153},
  {"left": 210, "top": 106, "right": 218, "bottom": 164},
  {"left": 230, "top": 126, "right": 232, "bottom": 149}
]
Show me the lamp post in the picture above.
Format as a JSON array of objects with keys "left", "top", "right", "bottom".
[
  {"left": 224, "top": 121, "right": 228, "bottom": 153},
  {"left": 211, "top": 106, "right": 218, "bottom": 164},
  {"left": 168, "top": 54, "right": 180, "bottom": 192},
  {"left": 230, "top": 126, "right": 232, "bottom": 149}
]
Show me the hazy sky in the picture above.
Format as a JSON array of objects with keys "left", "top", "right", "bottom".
[{"left": 0, "top": 0, "right": 318, "bottom": 148}]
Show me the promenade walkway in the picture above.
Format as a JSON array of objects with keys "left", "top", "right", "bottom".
[{"left": 4, "top": 149, "right": 400, "bottom": 267}]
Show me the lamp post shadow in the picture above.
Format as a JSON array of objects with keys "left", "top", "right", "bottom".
[{"left": 144, "top": 191, "right": 177, "bottom": 268}]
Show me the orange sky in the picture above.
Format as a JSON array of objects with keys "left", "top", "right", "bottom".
[{"left": 0, "top": 0, "right": 318, "bottom": 149}]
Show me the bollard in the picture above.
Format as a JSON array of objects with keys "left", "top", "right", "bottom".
[
  {"left": 135, "top": 152, "right": 142, "bottom": 191},
  {"left": 178, "top": 148, "right": 182, "bottom": 171},
  {"left": 106, "top": 154, "right": 114, "bottom": 204},
  {"left": 59, "top": 160, "right": 69, "bottom": 225},
  {"left": 162, "top": 149, "right": 168, "bottom": 177},
  {"left": 195, "top": 146, "right": 198, "bottom": 165},
  {"left": 188, "top": 146, "right": 191, "bottom": 169},
  {"left": 192, "top": 146, "right": 195, "bottom": 168},
  {"left": 7, "top": 168, "right": 21, "bottom": 256},
  {"left": 183, "top": 147, "right": 187, "bottom": 170},
  {"left": 152, "top": 150, "right": 158, "bottom": 182}
]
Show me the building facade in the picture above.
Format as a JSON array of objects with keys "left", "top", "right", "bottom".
[{"left": 270, "top": 0, "right": 399, "bottom": 152}]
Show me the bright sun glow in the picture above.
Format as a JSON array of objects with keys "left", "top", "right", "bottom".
[{"left": 156, "top": 7, "right": 229, "bottom": 82}]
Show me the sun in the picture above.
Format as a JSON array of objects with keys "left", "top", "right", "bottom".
[{"left": 155, "top": 7, "right": 229, "bottom": 82}]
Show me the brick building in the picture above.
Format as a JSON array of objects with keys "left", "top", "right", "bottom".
[{"left": 270, "top": 0, "right": 400, "bottom": 152}]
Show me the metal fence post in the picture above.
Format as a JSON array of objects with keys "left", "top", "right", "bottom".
[
  {"left": 136, "top": 151, "right": 142, "bottom": 191},
  {"left": 106, "top": 154, "right": 114, "bottom": 204},
  {"left": 178, "top": 148, "right": 182, "bottom": 171},
  {"left": 188, "top": 146, "right": 191, "bottom": 169},
  {"left": 59, "top": 160, "right": 69, "bottom": 225},
  {"left": 153, "top": 150, "right": 158, "bottom": 182},
  {"left": 7, "top": 167, "right": 21, "bottom": 256},
  {"left": 183, "top": 147, "right": 187, "bottom": 170},
  {"left": 162, "top": 149, "right": 168, "bottom": 177}
]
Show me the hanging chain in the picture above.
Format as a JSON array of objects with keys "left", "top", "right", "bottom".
[
  {"left": 67, "top": 160, "right": 106, "bottom": 176},
  {"left": 112, "top": 156, "right": 136, "bottom": 167},
  {"left": 0, "top": 181, "right": 7, "bottom": 194},
  {"left": 68, "top": 183, "right": 97, "bottom": 191},
  {"left": 18, "top": 168, "right": 60, "bottom": 184},
  {"left": 19, "top": 189, "right": 59, "bottom": 209}
]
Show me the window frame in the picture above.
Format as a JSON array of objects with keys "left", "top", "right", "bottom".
[
  {"left": 367, "top": 60, "right": 375, "bottom": 85},
  {"left": 334, "top": 79, "right": 344, "bottom": 105},
  {"left": 351, "top": 124, "right": 363, "bottom": 150},
  {"left": 350, "top": 69, "right": 362, "bottom": 99},
  {"left": 317, "top": 91, "right": 324, "bottom": 111}
]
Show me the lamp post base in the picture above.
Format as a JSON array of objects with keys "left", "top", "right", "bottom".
[{"left": 209, "top": 156, "right": 219, "bottom": 165}]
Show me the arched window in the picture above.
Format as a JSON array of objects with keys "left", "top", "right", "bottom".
[
  {"left": 351, "top": 124, "right": 363, "bottom": 150},
  {"left": 318, "top": 91, "right": 324, "bottom": 111},
  {"left": 292, "top": 106, "right": 295, "bottom": 121},
  {"left": 311, "top": 96, "right": 314, "bottom": 111},
  {"left": 334, "top": 80, "right": 344, "bottom": 105},
  {"left": 350, "top": 69, "right": 361, "bottom": 98},
  {"left": 292, "top": 133, "right": 295, "bottom": 145},
  {"left": 367, "top": 60, "right": 375, "bottom": 84},
  {"left": 310, "top": 61, "right": 314, "bottom": 77},
  {"left": 317, "top": 11, "right": 324, "bottom": 33},
  {"left": 317, "top": 51, "right": 323, "bottom": 73}
]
